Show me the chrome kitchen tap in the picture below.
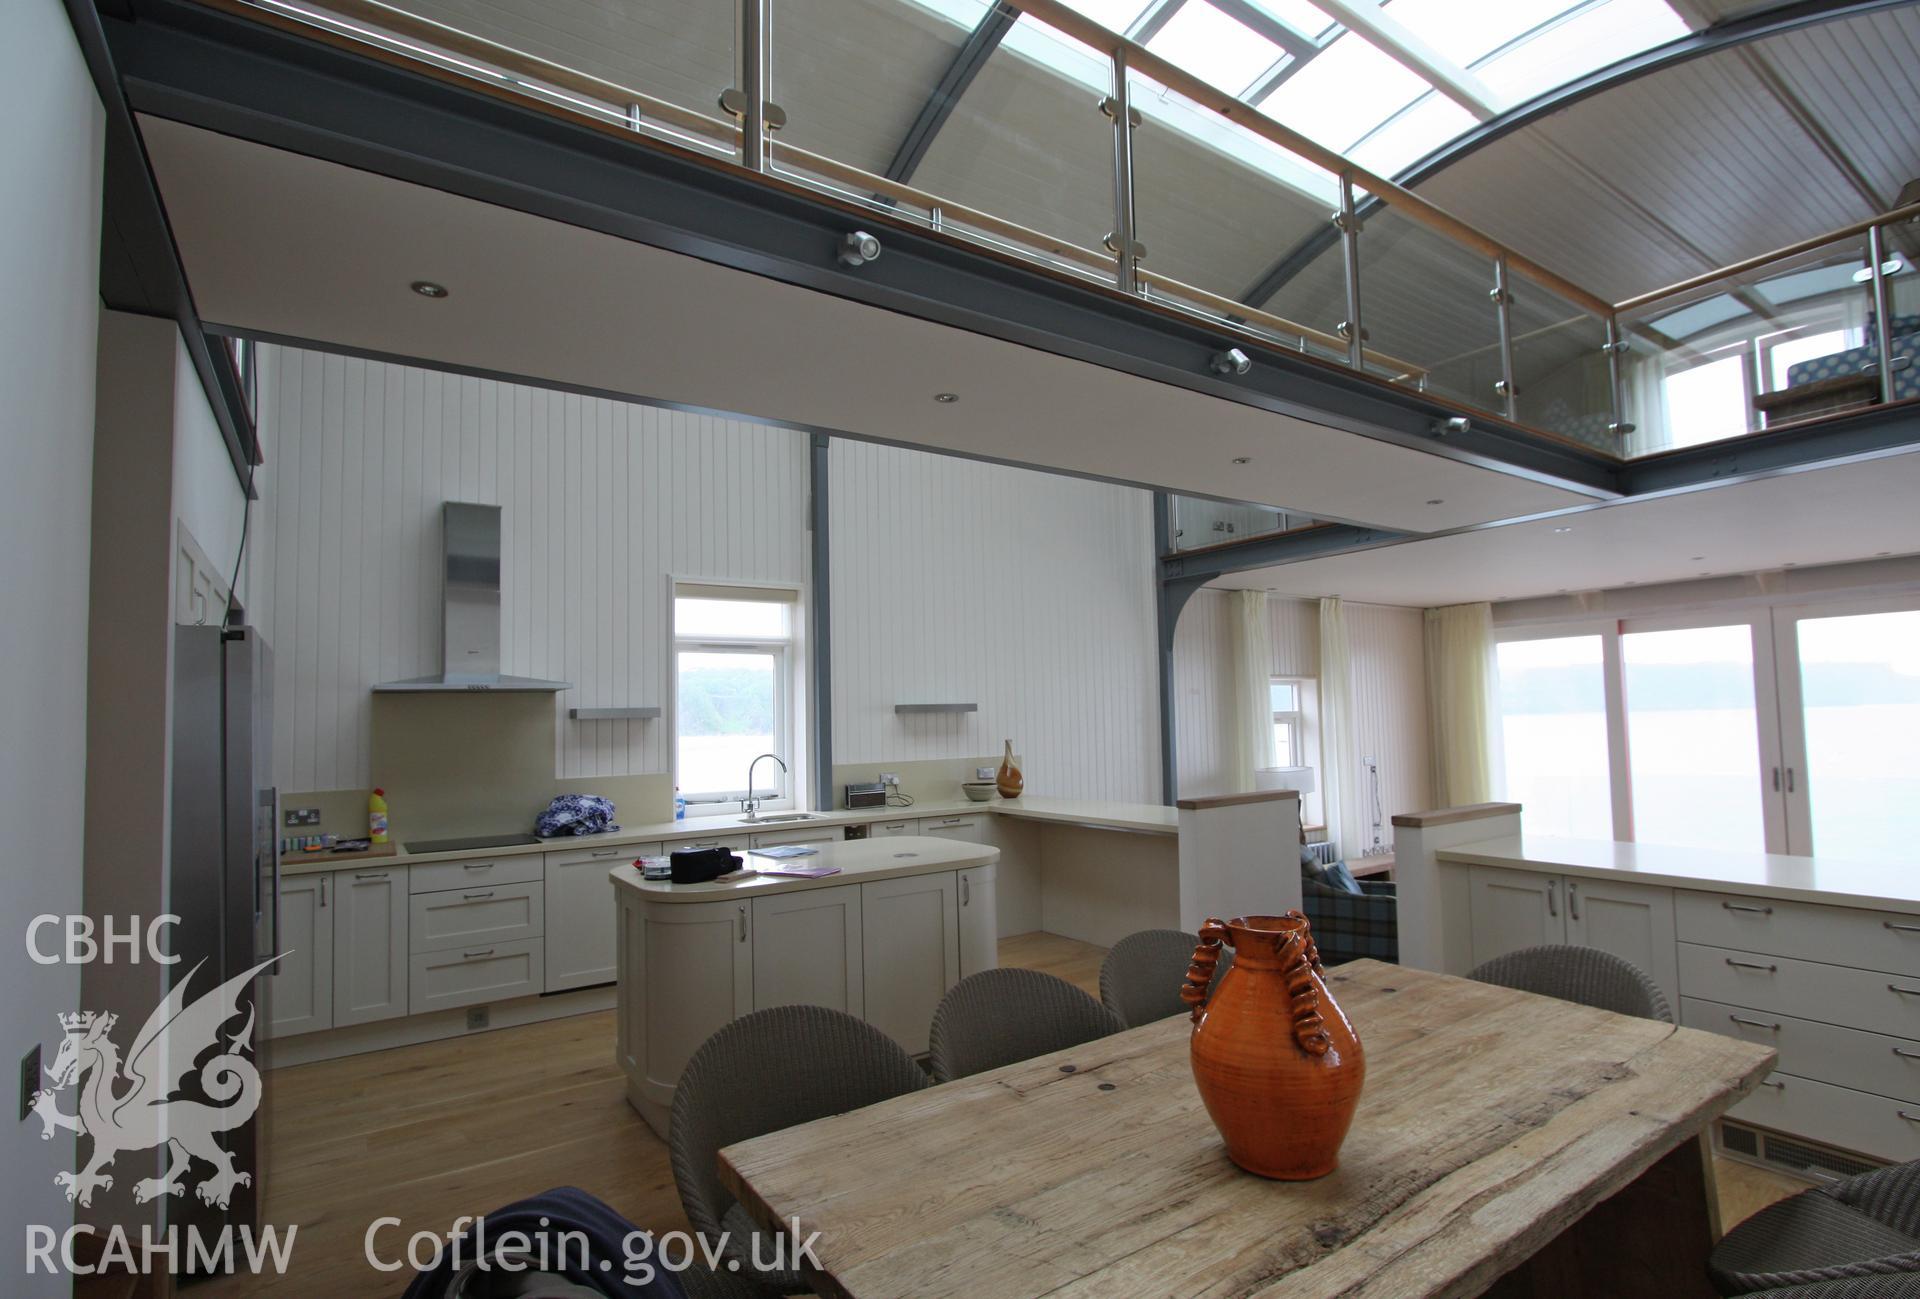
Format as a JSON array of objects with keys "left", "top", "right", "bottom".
[{"left": 742, "top": 752, "right": 788, "bottom": 820}]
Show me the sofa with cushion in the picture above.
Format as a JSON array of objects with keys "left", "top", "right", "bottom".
[{"left": 1298, "top": 847, "right": 1399, "bottom": 966}]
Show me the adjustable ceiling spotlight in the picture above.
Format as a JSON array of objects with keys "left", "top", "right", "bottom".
[
  {"left": 1209, "top": 347, "right": 1252, "bottom": 377},
  {"left": 1437, "top": 416, "right": 1472, "bottom": 437},
  {"left": 838, "top": 231, "right": 882, "bottom": 268}
]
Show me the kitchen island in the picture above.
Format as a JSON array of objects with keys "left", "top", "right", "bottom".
[{"left": 612, "top": 836, "right": 1000, "bottom": 1136}]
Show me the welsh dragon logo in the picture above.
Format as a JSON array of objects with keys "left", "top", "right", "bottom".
[{"left": 31, "top": 956, "right": 279, "bottom": 1210}]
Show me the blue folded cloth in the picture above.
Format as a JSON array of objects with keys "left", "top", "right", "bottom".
[{"left": 536, "top": 794, "right": 620, "bottom": 838}]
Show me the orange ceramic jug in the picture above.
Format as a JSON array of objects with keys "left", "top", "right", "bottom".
[{"left": 1182, "top": 912, "right": 1364, "bottom": 1180}]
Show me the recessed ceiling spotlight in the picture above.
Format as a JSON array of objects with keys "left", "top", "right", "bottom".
[
  {"left": 933, "top": 393, "right": 959, "bottom": 404},
  {"left": 1231, "top": 456, "right": 1252, "bottom": 465},
  {"left": 1426, "top": 498, "right": 1444, "bottom": 506},
  {"left": 410, "top": 280, "right": 449, "bottom": 299},
  {"left": 1690, "top": 555, "right": 1705, "bottom": 561},
  {"left": 1879, "top": 551, "right": 1893, "bottom": 557}
]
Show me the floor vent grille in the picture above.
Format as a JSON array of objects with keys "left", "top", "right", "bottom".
[{"left": 1718, "top": 1120, "right": 1882, "bottom": 1183}]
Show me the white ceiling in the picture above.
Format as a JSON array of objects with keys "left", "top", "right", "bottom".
[
  {"left": 1209, "top": 448, "right": 1920, "bottom": 606},
  {"left": 138, "top": 115, "right": 1596, "bottom": 533}
]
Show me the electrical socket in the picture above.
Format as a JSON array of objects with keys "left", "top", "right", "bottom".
[
  {"left": 879, "top": 773, "right": 899, "bottom": 788},
  {"left": 283, "top": 807, "right": 321, "bottom": 826},
  {"left": 20, "top": 1045, "right": 41, "bottom": 1122},
  {"left": 975, "top": 767, "right": 995, "bottom": 781},
  {"left": 466, "top": 1006, "right": 490, "bottom": 1031}
]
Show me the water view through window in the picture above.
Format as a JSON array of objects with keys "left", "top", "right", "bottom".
[
  {"left": 1496, "top": 635, "right": 1613, "bottom": 839},
  {"left": 1622, "top": 624, "right": 1765, "bottom": 853},
  {"left": 1794, "top": 610, "right": 1920, "bottom": 862}
]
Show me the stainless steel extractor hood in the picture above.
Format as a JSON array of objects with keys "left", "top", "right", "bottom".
[{"left": 372, "top": 502, "right": 572, "bottom": 693}]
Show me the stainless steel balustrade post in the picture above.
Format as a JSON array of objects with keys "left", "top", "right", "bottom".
[
  {"left": 1869, "top": 223, "right": 1898, "bottom": 406},
  {"left": 1492, "top": 255, "right": 1518, "bottom": 421},
  {"left": 740, "top": 0, "right": 770, "bottom": 170},
  {"left": 1337, "top": 178, "right": 1363, "bottom": 370},
  {"left": 1604, "top": 313, "right": 1631, "bottom": 443},
  {"left": 1104, "top": 46, "right": 1141, "bottom": 292}
]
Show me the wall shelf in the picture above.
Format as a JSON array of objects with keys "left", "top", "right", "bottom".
[
  {"left": 894, "top": 703, "right": 978, "bottom": 714},
  {"left": 569, "top": 706, "right": 661, "bottom": 721}
]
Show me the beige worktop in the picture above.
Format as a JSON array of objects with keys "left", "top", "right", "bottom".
[
  {"left": 610, "top": 835, "right": 999, "bottom": 903},
  {"left": 1439, "top": 833, "right": 1920, "bottom": 916},
  {"left": 278, "top": 794, "right": 1175, "bottom": 876}
]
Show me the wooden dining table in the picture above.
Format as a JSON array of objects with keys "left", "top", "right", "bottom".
[{"left": 718, "top": 960, "right": 1776, "bottom": 1299}]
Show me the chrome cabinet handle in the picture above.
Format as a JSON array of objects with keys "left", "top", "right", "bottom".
[
  {"left": 1725, "top": 958, "right": 1777, "bottom": 972},
  {"left": 463, "top": 948, "right": 494, "bottom": 959},
  {"left": 463, "top": 890, "right": 496, "bottom": 900},
  {"left": 1901, "top": 1110, "right": 1920, "bottom": 1124},
  {"left": 1893, "top": 1047, "right": 1920, "bottom": 1061},
  {"left": 1729, "top": 1014, "right": 1780, "bottom": 1031},
  {"left": 737, "top": 905, "right": 747, "bottom": 943},
  {"left": 1786, "top": 767, "right": 1796, "bottom": 793},
  {"left": 319, "top": 876, "right": 328, "bottom": 907},
  {"left": 356, "top": 871, "right": 389, "bottom": 880},
  {"left": 1890, "top": 985, "right": 1920, "bottom": 996},
  {"left": 961, "top": 875, "right": 971, "bottom": 906},
  {"left": 1771, "top": 766, "right": 1781, "bottom": 792},
  {"left": 1723, "top": 902, "right": 1774, "bottom": 915},
  {"left": 1568, "top": 882, "right": 1581, "bottom": 922},
  {"left": 463, "top": 863, "right": 492, "bottom": 871},
  {"left": 1758, "top": 1079, "right": 1786, "bottom": 1091},
  {"left": 590, "top": 847, "right": 620, "bottom": 858},
  {"left": 1546, "top": 879, "right": 1559, "bottom": 918},
  {"left": 1886, "top": 922, "right": 1920, "bottom": 934}
]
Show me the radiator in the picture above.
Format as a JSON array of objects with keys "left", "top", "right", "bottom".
[{"left": 1303, "top": 841, "right": 1340, "bottom": 867}]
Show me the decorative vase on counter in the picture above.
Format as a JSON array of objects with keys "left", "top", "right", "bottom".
[
  {"left": 995, "top": 740, "right": 1024, "bottom": 799},
  {"left": 1182, "top": 912, "right": 1364, "bottom": 1180}
]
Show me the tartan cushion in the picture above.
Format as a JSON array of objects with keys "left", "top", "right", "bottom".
[{"left": 1301, "top": 877, "right": 1399, "bottom": 966}]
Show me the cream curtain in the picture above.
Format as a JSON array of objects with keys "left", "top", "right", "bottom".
[
  {"left": 1424, "top": 602, "right": 1499, "bottom": 808},
  {"left": 1229, "top": 590, "right": 1276, "bottom": 792},
  {"left": 1318, "top": 597, "right": 1362, "bottom": 857}
]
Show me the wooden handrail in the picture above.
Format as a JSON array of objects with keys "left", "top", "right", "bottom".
[
  {"left": 1615, "top": 201, "right": 1920, "bottom": 314},
  {"left": 1009, "top": 0, "right": 1616, "bottom": 319}
]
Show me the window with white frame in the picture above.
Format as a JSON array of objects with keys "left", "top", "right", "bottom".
[
  {"left": 1270, "top": 678, "right": 1306, "bottom": 768},
  {"left": 673, "top": 585, "right": 799, "bottom": 809}
]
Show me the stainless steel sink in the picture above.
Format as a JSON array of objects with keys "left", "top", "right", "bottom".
[{"left": 741, "top": 813, "right": 818, "bottom": 825}]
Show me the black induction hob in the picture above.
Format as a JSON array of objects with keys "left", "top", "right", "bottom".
[{"left": 406, "top": 832, "right": 545, "bottom": 854}]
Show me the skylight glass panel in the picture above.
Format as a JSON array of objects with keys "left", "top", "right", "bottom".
[
  {"left": 1249, "top": 0, "right": 1340, "bottom": 41},
  {"left": 1347, "top": 91, "right": 1478, "bottom": 173},
  {"left": 1056, "top": 0, "right": 1155, "bottom": 36},
  {"left": 1002, "top": 14, "right": 1113, "bottom": 93},
  {"left": 1382, "top": 0, "right": 1580, "bottom": 69},
  {"left": 1476, "top": 0, "right": 1688, "bottom": 109},
  {"left": 1258, "top": 31, "right": 1428, "bottom": 153},
  {"left": 1648, "top": 293, "right": 1749, "bottom": 340},
  {"left": 1146, "top": 1, "right": 1285, "bottom": 97}
]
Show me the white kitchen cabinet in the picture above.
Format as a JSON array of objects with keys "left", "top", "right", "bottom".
[
  {"left": 869, "top": 818, "right": 917, "bottom": 838},
  {"left": 958, "top": 864, "right": 999, "bottom": 978},
  {"left": 1566, "top": 876, "right": 1678, "bottom": 1011},
  {"left": 409, "top": 940, "right": 544, "bottom": 1015},
  {"left": 751, "top": 883, "right": 863, "bottom": 1016},
  {"left": 749, "top": 827, "right": 843, "bottom": 850},
  {"left": 861, "top": 873, "right": 960, "bottom": 1055},
  {"left": 1468, "top": 865, "right": 1678, "bottom": 1011},
  {"left": 1468, "top": 865, "right": 1564, "bottom": 967},
  {"left": 332, "top": 866, "right": 409, "bottom": 1028},
  {"left": 918, "top": 813, "right": 986, "bottom": 843},
  {"left": 619, "top": 893, "right": 753, "bottom": 1130},
  {"left": 268, "top": 873, "right": 334, "bottom": 1038},
  {"left": 546, "top": 841, "right": 655, "bottom": 992}
]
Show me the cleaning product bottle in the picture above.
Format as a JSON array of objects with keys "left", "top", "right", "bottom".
[
  {"left": 369, "top": 788, "right": 390, "bottom": 844},
  {"left": 674, "top": 786, "right": 687, "bottom": 821}
]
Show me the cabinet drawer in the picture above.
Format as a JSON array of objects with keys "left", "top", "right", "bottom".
[
  {"left": 1682, "top": 996, "right": 1920, "bottom": 1104},
  {"left": 409, "top": 854, "right": 543, "bottom": 894},
  {"left": 1677, "top": 890, "right": 1920, "bottom": 977},
  {"left": 870, "top": 820, "right": 917, "bottom": 838},
  {"left": 410, "top": 939, "right": 544, "bottom": 1015},
  {"left": 918, "top": 814, "right": 985, "bottom": 842},
  {"left": 1679, "top": 942, "right": 1920, "bottom": 1040},
  {"left": 410, "top": 881, "right": 544, "bottom": 953},
  {"left": 546, "top": 840, "right": 655, "bottom": 870},
  {"left": 749, "top": 828, "right": 842, "bottom": 850},
  {"left": 1731, "top": 1070, "right": 1920, "bottom": 1164}
]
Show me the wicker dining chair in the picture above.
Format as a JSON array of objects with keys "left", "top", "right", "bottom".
[
  {"left": 1099, "top": 929, "right": 1233, "bottom": 1028},
  {"left": 929, "top": 967, "right": 1125, "bottom": 1083},
  {"left": 1737, "top": 1278, "right": 1920, "bottom": 1299},
  {"left": 1466, "top": 944, "right": 1673, "bottom": 1022},
  {"left": 1711, "top": 1162, "right": 1920, "bottom": 1295},
  {"left": 669, "top": 1005, "right": 933, "bottom": 1295}
]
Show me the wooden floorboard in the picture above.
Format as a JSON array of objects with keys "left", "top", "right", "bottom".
[{"left": 196, "top": 932, "right": 1810, "bottom": 1295}]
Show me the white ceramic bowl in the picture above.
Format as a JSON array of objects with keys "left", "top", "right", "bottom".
[{"left": 961, "top": 781, "right": 997, "bottom": 802}]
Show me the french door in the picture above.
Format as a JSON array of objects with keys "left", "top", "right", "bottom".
[
  {"left": 1771, "top": 598, "right": 1920, "bottom": 858},
  {"left": 1496, "top": 594, "right": 1920, "bottom": 858}
]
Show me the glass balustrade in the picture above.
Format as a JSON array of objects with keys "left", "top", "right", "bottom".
[
  {"left": 1168, "top": 495, "right": 1316, "bottom": 551},
  {"left": 208, "top": 0, "right": 1920, "bottom": 469}
]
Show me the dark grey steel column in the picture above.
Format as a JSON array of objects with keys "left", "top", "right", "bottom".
[{"left": 810, "top": 433, "right": 834, "bottom": 809}]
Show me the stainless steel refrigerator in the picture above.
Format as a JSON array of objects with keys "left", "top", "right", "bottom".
[{"left": 169, "top": 623, "right": 277, "bottom": 1249}]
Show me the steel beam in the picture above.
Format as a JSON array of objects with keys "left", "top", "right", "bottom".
[
  {"left": 1620, "top": 400, "right": 1920, "bottom": 497},
  {"left": 107, "top": 0, "right": 1626, "bottom": 499},
  {"left": 882, "top": 1, "right": 1018, "bottom": 185},
  {"left": 1160, "top": 522, "right": 1409, "bottom": 585},
  {"left": 809, "top": 433, "right": 834, "bottom": 809}
]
